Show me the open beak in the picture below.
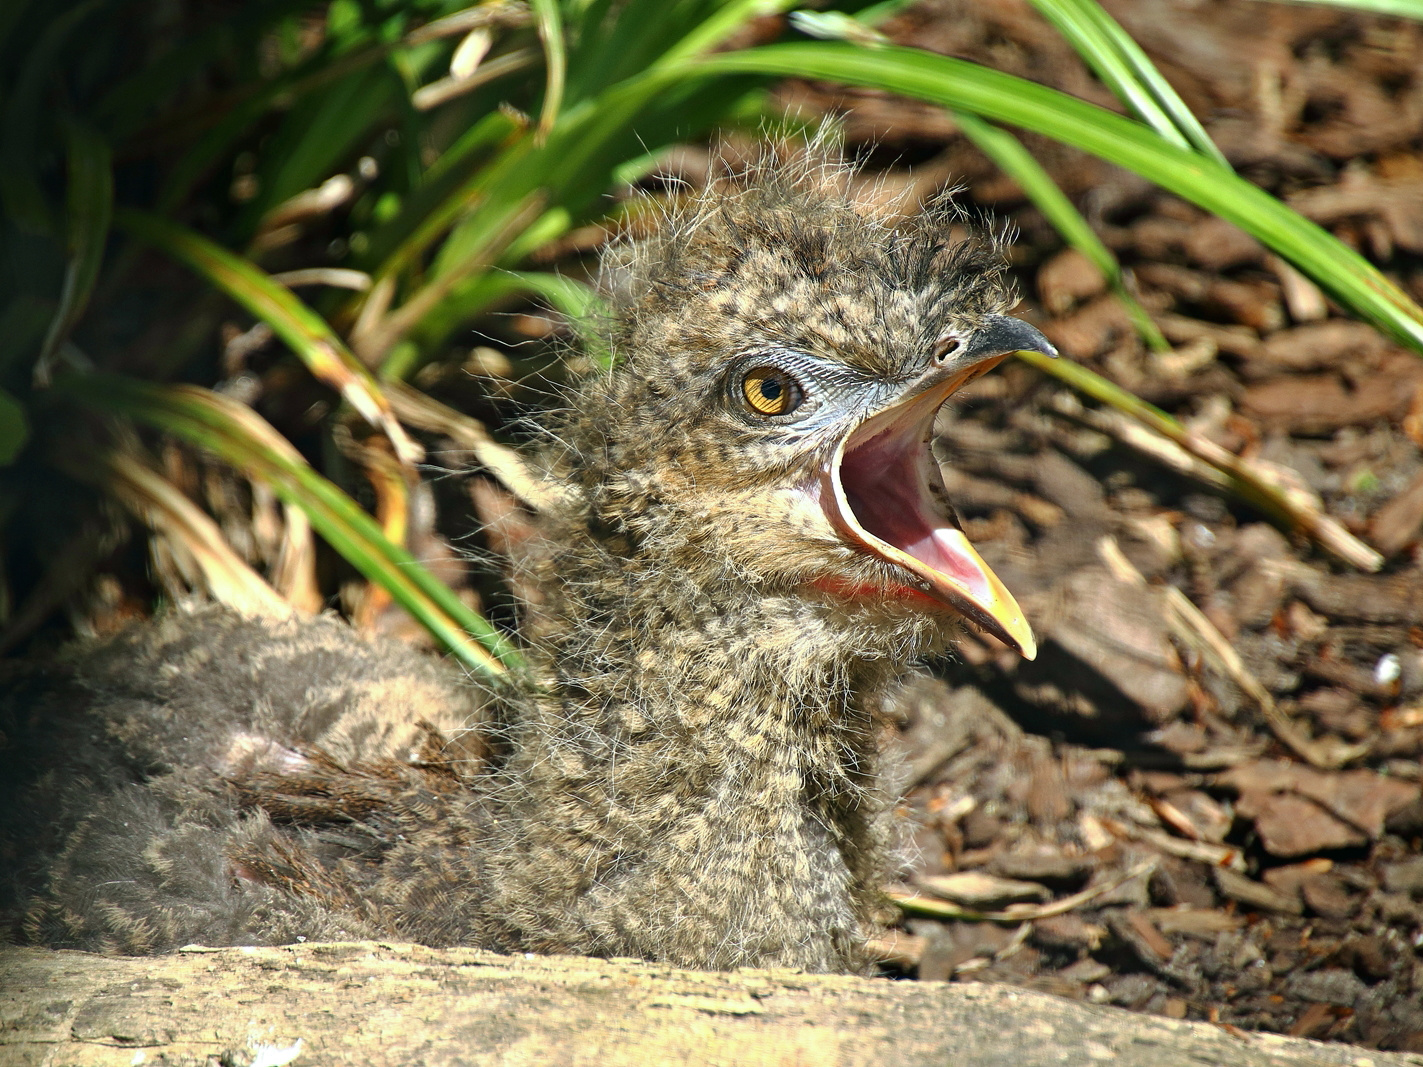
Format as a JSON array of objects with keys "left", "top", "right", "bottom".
[{"left": 818, "top": 316, "right": 1056, "bottom": 659}]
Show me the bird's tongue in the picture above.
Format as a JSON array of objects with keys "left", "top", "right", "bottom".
[{"left": 822, "top": 388, "right": 1037, "bottom": 659}]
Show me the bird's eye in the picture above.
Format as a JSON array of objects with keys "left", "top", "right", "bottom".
[{"left": 741, "top": 366, "right": 803, "bottom": 417}]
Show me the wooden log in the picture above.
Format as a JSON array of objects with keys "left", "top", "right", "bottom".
[{"left": 2, "top": 943, "right": 1415, "bottom": 1067}]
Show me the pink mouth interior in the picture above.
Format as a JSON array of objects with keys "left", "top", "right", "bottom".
[{"left": 837, "top": 419, "right": 986, "bottom": 595}]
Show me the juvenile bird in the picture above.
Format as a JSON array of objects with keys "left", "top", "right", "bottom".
[{"left": 0, "top": 152, "right": 1054, "bottom": 973}]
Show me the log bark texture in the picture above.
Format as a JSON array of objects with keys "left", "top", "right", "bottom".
[{"left": 2, "top": 943, "right": 1418, "bottom": 1067}]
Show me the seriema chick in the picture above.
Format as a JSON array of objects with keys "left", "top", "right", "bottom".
[{"left": 0, "top": 155, "right": 1054, "bottom": 973}]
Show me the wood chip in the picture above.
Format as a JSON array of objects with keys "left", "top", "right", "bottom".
[
  {"left": 1099, "top": 537, "right": 1370, "bottom": 769},
  {"left": 917, "top": 871, "right": 1051, "bottom": 908},
  {"left": 1213, "top": 867, "right": 1304, "bottom": 914},
  {"left": 890, "top": 860, "right": 1159, "bottom": 924},
  {"left": 1218, "top": 760, "right": 1422, "bottom": 847},
  {"left": 1369, "top": 466, "right": 1423, "bottom": 558},
  {"left": 1038, "top": 247, "right": 1107, "bottom": 314},
  {"left": 1148, "top": 906, "right": 1245, "bottom": 938}
]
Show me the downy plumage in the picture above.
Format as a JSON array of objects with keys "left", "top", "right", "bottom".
[{"left": 1, "top": 149, "right": 1053, "bottom": 972}]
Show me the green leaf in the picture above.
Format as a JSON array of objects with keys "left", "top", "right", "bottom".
[
  {"left": 58, "top": 373, "right": 523, "bottom": 676},
  {"left": 239, "top": 61, "right": 402, "bottom": 233},
  {"left": 39, "top": 120, "right": 114, "bottom": 368},
  {"left": 114, "top": 208, "right": 420, "bottom": 465},
  {"left": 689, "top": 43, "right": 1423, "bottom": 353},
  {"left": 155, "top": 34, "right": 395, "bottom": 214},
  {"left": 531, "top": 0, "right": 567, "bottom": 135},
  {"left": 0, "top": 386, "right": 29, "bottom": 465},
  {"left": 367, "top": 121, "right": 535, "bottom": 285},
  {"left": 1026, "top": 0, "right": 1227, "bottom": 164},
  {"left": 951, "top": 110, "right": 1166, "bottom": 350},
  {"left": 1266, "top": 0, "right": 1423, "bottom": 15}
]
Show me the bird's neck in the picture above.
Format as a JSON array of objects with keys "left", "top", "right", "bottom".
[{"left": 490, "top": 509, "right": 950, "bottom": 970}]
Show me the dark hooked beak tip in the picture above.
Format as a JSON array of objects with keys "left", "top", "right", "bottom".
[{"left": 956, "top": 314, "right": 1058, "bottom": 365}]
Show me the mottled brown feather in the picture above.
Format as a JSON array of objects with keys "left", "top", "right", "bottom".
[{"left": 1, "top": 149, "right": 1019, "bottom": 972}]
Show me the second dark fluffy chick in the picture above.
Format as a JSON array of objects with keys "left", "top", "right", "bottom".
[{"left": 1, "top": 153, "right": 1054, "bottom": 973}]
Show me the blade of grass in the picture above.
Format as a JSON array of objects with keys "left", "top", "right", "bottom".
[
  {"left": 1266, "top": 0, "right": 1423, "bottom": 15},
  {"left": 357, "top": 191, "right": 548, "bottom": 362},
  {"left": 562, "top": 0, "right": 765, "bottom": 103},
  {"left": 378, "top": 269, "right": 606, "bottom": 381},
  {"left": 0, "top": 387, "right": 28, "bottom": 465},
  {"left": 361, "top": 109, "right": 527, "bottom": 283},
  {"left": 149, "top": 34, "right": 398, "bottom": 215},
  {"left": 237, "top": 62, "right": 402, "bottom": 233},
  {"left": 77, "top": 448, "right": 293, "bottom": 618},
  {"left": 58, "top": 373, "right": 523, "bottom": 675},
  {"left": 654, "top": 0, "right": 799, "bottom": 68},
  {"left": 115, "top": 208, "right": 422, "bottom": 465},
  {"left": 1026, "top": 0, "right": 1228, "bottom": 164},
  {"left": 689, "top": 43, "right": 1423, "bottom": 352},
  {"left": 38, "top": 120, "right": 114, "bottom": 375},
  {"left": 335, "top": 424, "right": 412, "bottom": 633},
  {"left": 361, "top": 116, "right": 537, "bottom": 290},
  {"left": 951, "top": 110, "right": 1167, "bottom": 351},
  {"left": 531, "top": 0, "right": 566, "bottom": 137},
  {"left": 506, "top": 271, "right": 612, "bottom": 365},
  {"left": 1020, "top": 350, "right": 1384, "bottom": 570},
  {"left": 391, "top": 0, "right": 794, "bottom": 306}
]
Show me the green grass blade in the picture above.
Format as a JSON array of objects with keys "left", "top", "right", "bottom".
[
  {"left": 115, "top": 208, "right": 420, "bottom": 464},
  {"left": 504, "top": 270, "right": 602, "bottom": 320},
  {"left": 153, "top": 36, "right": 395, "bottom": 214},
  {"left": 368, "top": 1, "right": 791, "bottom": 349},
  {"left": 689, "top": 43, "right": 1423, "bottom": 352},
  {"left": 373, "top": 133, "right": 537, "bottom": 287},
  {"left": 654, "top": 0, "right": 799, "bottom": 68},
  {"left": 239, "top": 62, "right": 401, "bottom": 232},
  {"left": 0, "top": 386, "right": 28, "bottom": 465},
  {"left": 57, "top": 373, "right": 524, "bottom": 675},
  {"left": 531, "top": 0, "right": 567, "bottom": 135},
  {"left": 1027, "top": 0, "right": 1227, "bottom": 164},
  {"left": 363, "top": 123, "right": 529, "bottom": 287},
  {"left": 952, "top": 110, "right": 1166, "bottom": 350},
  {"left": 39, "top": 120, "right": 114, "bottom": 367},
  {"left": 1015, "top": 349, "right": 1383, "bottom": 570},
  {"left": 1071, "top": 0, "right": 1226, "bottom": 164},
  {"left": 1266, "top": 0, "right": 1423, "bottom": 15}
]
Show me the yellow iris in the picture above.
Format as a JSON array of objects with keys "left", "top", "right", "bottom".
[{"left": 742, "top": 367, "right": 798, "bottom": 416}]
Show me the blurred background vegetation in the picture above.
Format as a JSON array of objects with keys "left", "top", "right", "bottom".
[{"left": 3, "top": 0, "right": 1421, "bottom": 672}]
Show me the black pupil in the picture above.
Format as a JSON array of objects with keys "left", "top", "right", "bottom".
[{"left": 759, "top": 378, "right": 782, "bottom": 401}]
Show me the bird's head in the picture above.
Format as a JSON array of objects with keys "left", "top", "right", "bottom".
[{"left": 557, "top": 162, "right": 1054, "bottom": 658}]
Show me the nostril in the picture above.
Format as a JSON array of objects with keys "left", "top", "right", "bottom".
[{"left": 933, "top": 336, "right": 961, "bottom": 362}]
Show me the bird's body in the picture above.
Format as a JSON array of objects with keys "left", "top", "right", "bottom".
[{"left": 1, "top": 154, "right": 1053, "bottom": 972}]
